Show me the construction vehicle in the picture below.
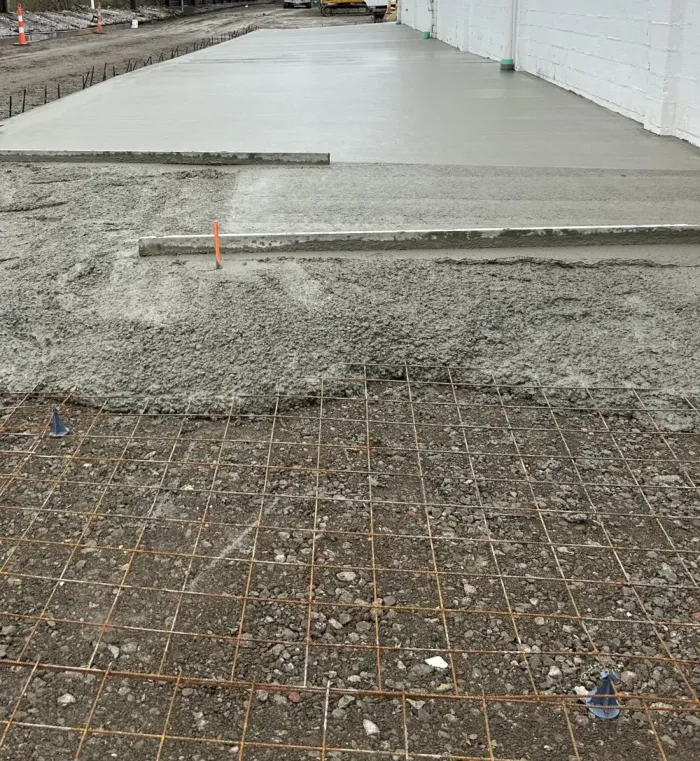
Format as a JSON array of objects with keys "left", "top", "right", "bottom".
[
  {"left": 364, "top": 0, "right": 395, "bottom": 21},
  {"left": 320, "top": 0, "right": 371, "bottom": 16}
]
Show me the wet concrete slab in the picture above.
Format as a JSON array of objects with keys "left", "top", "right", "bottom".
[
  {"left": 168, "top": 242, "right": 700, "bottom": 276},
  {"left": 1, "top": 24, "right": 699, "bottom": 168},
  {"left": 223, "top": 164, "right": 700, "bottom": 231}
]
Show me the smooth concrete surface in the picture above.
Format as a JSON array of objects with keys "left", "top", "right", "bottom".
[
  {"left": 2, "top": 25, "right": 700, "bottom": 168},
  {"left": 138, "top": 225, "right": 700, "bottom": 256},
  {"left": 0, "top": 150, "right": 330, "bottom": 165},
  {"left": 224, "top": 164, "right": 700, "bottom": 232}
]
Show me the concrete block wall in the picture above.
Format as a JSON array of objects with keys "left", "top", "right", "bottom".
[
  {"left": 462, "top": 0, "right": 511, "bottom": 60},
  {"left": 674, "top": 0, "right": 700, "bottom": 143},
  {"left": 402, "top": 0, "right": 511, "bottom": 57},
  {"left": 518, "top": 0, "right": 650, "bottom": 121},
  {"left": 433, "top": 0, "right": 463, "bottom": 50},
  {"left": 400, "top": 0, "right": 700, "bottom": 147},
  {"left": 400, "top": 0, "right": 432, "bottom": 38}
]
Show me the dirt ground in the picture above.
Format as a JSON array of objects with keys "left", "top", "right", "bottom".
[
  {"left": 0, "top": 377, "right": 699, "bottom": 759},
  {"left": 0, "top": 3, "right": 371, "bottom": 115}
]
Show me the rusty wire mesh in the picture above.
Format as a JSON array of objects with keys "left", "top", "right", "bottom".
[{"left": 0, "top": 365, "right": 699, "bottom": 760}]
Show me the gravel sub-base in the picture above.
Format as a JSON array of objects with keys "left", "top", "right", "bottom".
[{"left": 1, "top": 381, "right": 699, "bottom": 759}]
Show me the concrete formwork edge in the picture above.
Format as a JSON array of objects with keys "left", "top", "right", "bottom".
[
  {"left": 0, "top": 151, "right": 331, "bottom": 166},
  {"left": 137, "top": 225, "right": 700, "bottom": 256}
]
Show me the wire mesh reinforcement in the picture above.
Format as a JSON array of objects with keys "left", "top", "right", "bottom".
[{"left": 0, "top": 365, "right": 699, "bottom": 760}]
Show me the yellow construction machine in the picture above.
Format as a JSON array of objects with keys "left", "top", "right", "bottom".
[{"left": 320, "top": 0, "right": 372, "bottom": 16}]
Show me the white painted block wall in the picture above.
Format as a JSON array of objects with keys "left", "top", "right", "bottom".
[
  {"left": 400, "top": 0, "right": 700, "bottom": 147},
  {"left": 400, "top": 0, "right": 432, "bottom": 39},
  {"left": 463, "top": 0, "right": 512, "bottom": 60},
  {"left": 674, "top": 0, "right": 700, "bottom": 143},
  {"left": 518, "top": 0, "right": 653, "bottom": 123},
  {"left": 434, "top": 0, "right": 464, "bottom": 50}
]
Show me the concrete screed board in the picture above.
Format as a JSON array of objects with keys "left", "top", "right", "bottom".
[{"left": 1, "top": 24, "right": 700, "bottom": 169}]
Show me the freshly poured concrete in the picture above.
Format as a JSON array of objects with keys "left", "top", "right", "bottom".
[{"left": 2, "top": 25, "right": 700, "bottom": 168}]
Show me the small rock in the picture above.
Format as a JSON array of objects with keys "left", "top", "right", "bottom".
[
  {"left": 661, "top": 735, "right": 677, "bottom": 749},
  {"left": 407, "top": 699, "right": 425, "bottom": 710},
  {"left": 181, "top": 688, "right": 194, "bottom": 697},
  {"left": 651, "top": 474, "right": 683, "bottom": 485},
  {"left": 106, "top": 645, "right": 120, "bottom": 659},
  {"left": 57, "top": 693, "right": 76, "bottom": 707},
  {"left": 621, "top": 670, "right": 638, "bottom": 687},
  {"left": 548, "top": 665, "right": 562, "bottom": 679},
  {"left": 425, "top": 655, "right": 449, "bottom": 669},
  {"left": 287, "top": 691, "right": 302, "bottom": 703},
  {"left": 363, "top": 719, "right": 380, "bottom": 736},
  {"left": 383, "top": 595, "right": 396, "bottom": 607},
  {"left": 564, "top": 513, "right": 588, "bottom": 524},
  {"left": 0, "top": 645, "right": 7, "bottom": 659},
  {"left": 534, "top": 617, "right": 546, "bottom": 626},
  {"left": 256, "top": 690, "right": 268, "bottom": 702},
  {"left": 337, "top": 571, "right": 357, "bottom": 582}
]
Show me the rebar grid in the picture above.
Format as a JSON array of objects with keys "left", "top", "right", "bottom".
[{"left": 1, "top": 368, "right": 699, "bottom": 761}]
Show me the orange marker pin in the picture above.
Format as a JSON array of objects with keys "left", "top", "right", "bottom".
[{"left": 213, "top": 221, "right": 222, "bottom": 269}]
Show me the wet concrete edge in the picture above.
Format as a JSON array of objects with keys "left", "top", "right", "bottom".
[{"left": 0, "top": 150, "right": 331, "bottom": 165}]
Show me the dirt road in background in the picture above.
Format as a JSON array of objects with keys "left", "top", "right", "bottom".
[{"left": 0, "top": 4, "right": 371, "bottom": 115}]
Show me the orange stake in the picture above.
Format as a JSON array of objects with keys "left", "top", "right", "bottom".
[
  {"left": 95, "top": 1, "right": 104, "bottom": 34},
  {"left": 15, "top": 3, "right": 28, "bottom": 46},
  {"left": 213, "top": 221, "right": 222, "bottom": 269}
]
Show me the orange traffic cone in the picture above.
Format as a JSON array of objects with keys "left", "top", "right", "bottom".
[
  {"left": 95, "top": 1, "right": 104, "bottom": 34},
  {"left": 14, "top": 3, "right": 29, "bottom": 46}
]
